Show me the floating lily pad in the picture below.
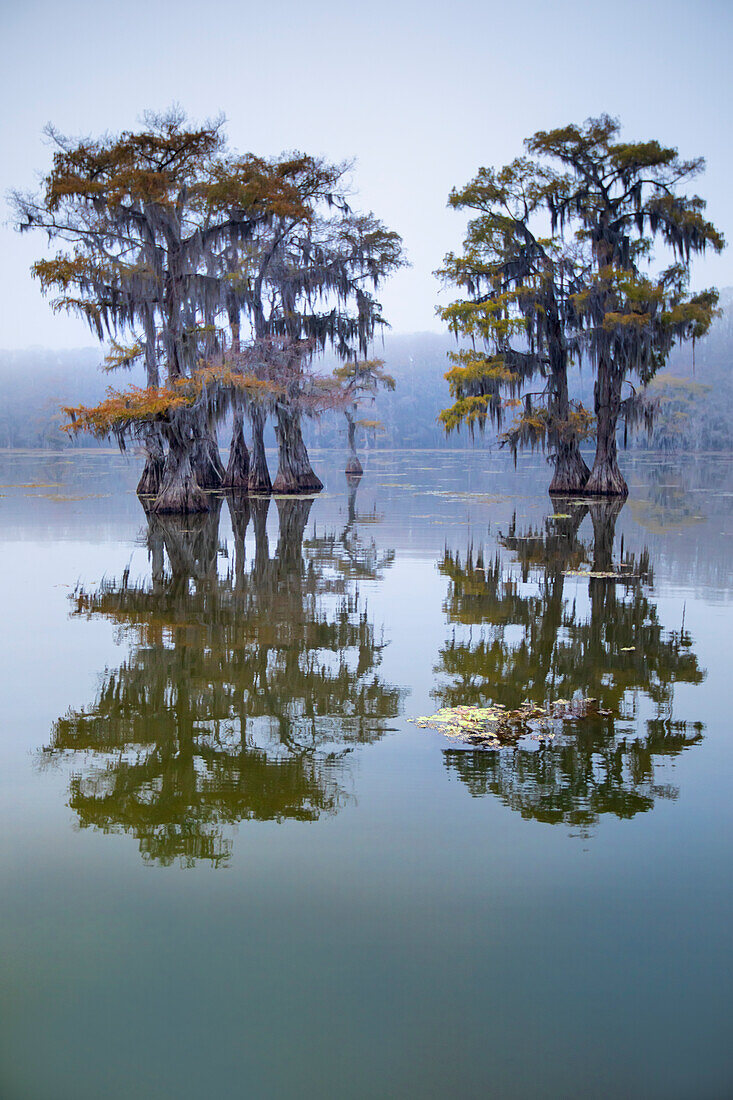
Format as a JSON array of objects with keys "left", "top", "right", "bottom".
[
  {"left": 564, "top": 567, "right": 640, "bottom": 580},
  {"left": 410, "top": 697, "right": 609, "bottom": 748}
]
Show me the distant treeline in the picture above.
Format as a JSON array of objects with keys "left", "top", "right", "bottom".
[
  {"left": 0, "top": 347, "right": 118, "bottom": 449},
  {"left": 2, "top": 291, "right": 732, "bottom": 452}
]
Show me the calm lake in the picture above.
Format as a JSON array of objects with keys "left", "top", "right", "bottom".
[{"left": 1, "top": 448, "right": 732, "bottom": 1099}]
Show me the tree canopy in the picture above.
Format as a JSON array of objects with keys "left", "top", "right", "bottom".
[
  {"left": 14, "top": 109, "right": 405, "bottom": 509},
  {"left": 438, "top": 116, "right": 724, "bottom": 495}
]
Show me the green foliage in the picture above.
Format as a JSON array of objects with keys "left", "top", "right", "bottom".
[
  {"left": 334, "top": 358, "right": 396, "bottom": 394},
  {"left": 526, "top": 115, "right": 723, "bottom": 385},
  {"left": 103, "top": 339, "right": 145, "bottom": 372},
  {"left": 436, "top": 155, "right": 592, "bottom": 466},
  {"left": 439, "top": 115, "right": 725, "bottom": 484},
  {"left": 15, "top": 110, "right": 404, "bottom": 454}
]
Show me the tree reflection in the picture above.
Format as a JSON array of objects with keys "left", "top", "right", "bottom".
[
  {"left": 305, "top": 473, "right": 396, "bottom": 583},
  {"left": 44, "top": 488, "right": 403, "bottom": 866},
  {"left": 436, "top": 499, "right": 704, "bottom": 831}
]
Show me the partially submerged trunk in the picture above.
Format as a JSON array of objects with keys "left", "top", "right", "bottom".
[
  {"left": 272, "top": 405, "right": 323, "bottom": 494},
  {"left": 248, "top": 405, "right": 272, "bottom": 493},
  {"left": 547, "top": 323, "right": 590, "bottom": 495},
  {"left": 223, "top": 406, "right": 251, "bottom": 489},
  {"left": 190, "top": 416, "right": 225, "bottom": 491},
  {"left": 152, "top": 439, "right": 209, "bottom": 515},
  {"left": 344, "top": 410, "right": 363, "bottom": 476},
  {"left": 136, "top": 427, "right": 166, "bottom": 497},
  {"left": 137, "top": 309, "right": 165, "bottom": 497},
  {"left": 549, "top": 440, "right": 591, "bottom": 495},
  {"left": 584, "top": 360, "right": 628, "bottom": 497}
]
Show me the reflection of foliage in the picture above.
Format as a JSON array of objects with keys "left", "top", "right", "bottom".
[
  {"left": 44, "top": 491, "right": 402, "bottom": 866},
  {"left": 434, "top": 500, "right": 705, "bottom": 831},
  {"left": 412, "top": 697, "right": 607, "bottom": 748},
  {"left": 444, "top": 718, "right": 703, "bottom": 830},
  {"left": 629, "top": 465, "right": 708, "bottom": 534}
]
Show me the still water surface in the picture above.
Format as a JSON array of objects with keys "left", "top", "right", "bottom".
[{"left": 1, "top": 449, "right": 732, "bottom": 1099}]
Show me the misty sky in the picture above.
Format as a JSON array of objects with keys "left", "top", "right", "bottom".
[{"left": 1, "top": 0, "right": 731, "bottom": 349}]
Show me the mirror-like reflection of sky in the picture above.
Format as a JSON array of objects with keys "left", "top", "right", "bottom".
[{"left": 1, "top": 449, "right": 732, "bottom": 1099}]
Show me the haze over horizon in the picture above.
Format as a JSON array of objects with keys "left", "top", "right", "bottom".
[{"left": 2, "top": 0, "right": 731, "bottom": 349}]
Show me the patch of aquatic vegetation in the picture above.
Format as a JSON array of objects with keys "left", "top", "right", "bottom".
[
  {"left": 37, "top": 493, "right": 112, "bottom": 501},
  {"left": 0, "top": 482, "right": 64, "bottom": 489},
  {"left": 410, "top": 697, "right": 609, "bottom": 748},
  {"left": 629, "top": 498, "right": 706, "bottom": 534},
  {"left": 424, "top": 490, "right": 507, "bottom": 505},
  {"left": 563, "top": 564, "right": 640, "bottom": 580}
]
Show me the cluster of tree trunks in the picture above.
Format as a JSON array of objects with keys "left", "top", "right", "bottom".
[
  {"left": 138, "top": 404, "right": 323, "bottom": 513},
  {"left": 547, "top": 365, "right": 628, "bottom": 499}
]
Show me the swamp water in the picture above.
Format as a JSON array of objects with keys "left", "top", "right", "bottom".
[{"left": 0, "top": 449, "right": 731, "bottom": 1099}]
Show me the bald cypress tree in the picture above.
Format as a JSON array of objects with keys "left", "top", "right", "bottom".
[
  {"left": 13, "top": 110, "right": 326, "bottom": 511},
  {"left": 15, "top": 110, "right": 228, "bottom": 500},
  {"left": 224, "top": 192, "right": 404, "bottom": 493},
  {"left": 334, "top": 358, "right": 395, "bottom": 475},
  {"left": 438, "top": 158, "right": 593, "bottom": 493},
  {"left": 527, "top": 115, "right": 724, "bottom": 495},
  {"left": 441, "top": 119, "right": 723, "bottom": 496}
]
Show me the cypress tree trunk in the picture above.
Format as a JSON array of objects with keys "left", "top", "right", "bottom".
[
  {"left": 547, "top": 326, "right": 590, "bottom": 495},
  {"left": 344, "top": 411, "right": 363, "bottom": 476},
  {"left": 137, "top": 306, "right": 165, "bottom": 497},
  {"left": 152, "top": 437, "right": 209, "bottom": 515},
  {"left": 190, "top": 415, "right": 225, "bottom": 490},
  {"left": 272, "top": 405, "right": 323, "bottom": 494},
  {"left": 137, "top": 427, "right": 166, "bottom": 497},
  {"left": 549, "top": 440, "right": 591, "bottom": 495},
  {"left": 223, "top": 406, "right": 250, "bottom": 489},
  {"left": 584, "top": 361, "right": 628, "bottom": 497},
  {"left": 248, "top": 405, "right": 272, "bottom": 493}
]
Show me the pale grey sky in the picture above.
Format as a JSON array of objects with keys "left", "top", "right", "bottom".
[{"left": 1, "top": 0, "right": 731, "bottom": 348}]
